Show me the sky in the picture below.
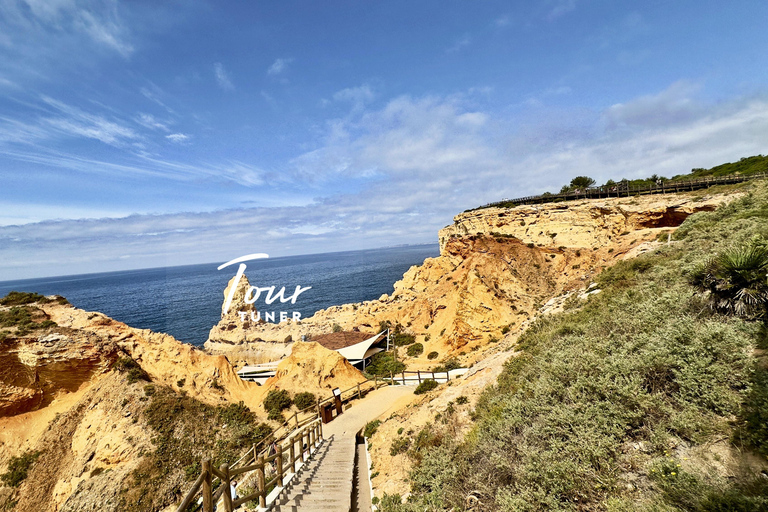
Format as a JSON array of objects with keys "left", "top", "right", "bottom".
[{"left": 1, "top": 0, "right": 768, "bottom": 280}]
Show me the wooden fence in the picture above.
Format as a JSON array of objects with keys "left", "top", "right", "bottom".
[
  {"left": 175, "top": 418, "right": 323, "bottom": 512},
  {"left": 474, "top": 172, "right": 768, "bottom": 210},
  {"left": 175, "top": 370, "right": 461, "bottom": 511}
]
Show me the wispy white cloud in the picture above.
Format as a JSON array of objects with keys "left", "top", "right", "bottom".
[
  {"left": 136, "top": 113, "right": 170, "bottom": 131},
  {"left": 38, "top": 96, "right": 139, "bottom": 146},
  {"left": 494, "top": 15, "right": 511, "bottom": 27},
  {"left": 4, "top": 0, "right": 133, "bottom": 57},
  {"left": 165, "top": 133, "right": 189, "bottom": 143},
  {"left": 3, "top": 84, "right": 768, "bottom": 279},
  {"left": 75, "top": 7, "right": 133, "bottom": 57},
  {"left": 548, "top": 0, "right": 577, "bottom": 20},
  {"left": 447, "top": 34, "right": 472, "bottom": 53},
  {"left": 267, "top": 58, "right": 293, "bottom": 76},
  {"left": 214, "top": 62, "right": 234, "bottom": 90},
  {"left": 605, "top": 80, "right": 701, "bottom": 128}
]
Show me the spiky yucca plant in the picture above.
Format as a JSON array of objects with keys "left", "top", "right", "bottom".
[{"left": 691, "top": 237, "right": 768, "bottom": 319}]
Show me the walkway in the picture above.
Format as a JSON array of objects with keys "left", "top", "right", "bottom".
[{"left": 274, "top": 385, "right": 414, "bottom": 512}]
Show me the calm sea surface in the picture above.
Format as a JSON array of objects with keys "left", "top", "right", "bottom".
[{"left": 0, "top": 245, "right": 439, "bottom": 346}]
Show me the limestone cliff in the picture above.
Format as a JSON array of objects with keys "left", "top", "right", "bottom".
[
  {"left": 205, "top": 192, "right": 737, "bottom": 366},
  {"left": 1, "top": 297, "right": 365, "bottom": 512}
]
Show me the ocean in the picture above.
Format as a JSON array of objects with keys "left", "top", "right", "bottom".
[{"left": 0, "top": 244, "right": 439, "bottom": 347}]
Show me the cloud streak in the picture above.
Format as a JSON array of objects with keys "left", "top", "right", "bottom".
[
  {"left": 3, "top": 83, "right": 768, "bottom": 280},
  {"left": 267, "top": 58, "right": 293, "bottom": 76},
  {"left": 214, "top": 62, "right": 234, "bottom": 90}
]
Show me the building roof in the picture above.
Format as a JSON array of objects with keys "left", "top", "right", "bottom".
[
  {"left": 312, "top": 330, "right": 386, "bottom": 362},
  {"left": 311, "top": 331, "right": 378, "bottom": 351}
]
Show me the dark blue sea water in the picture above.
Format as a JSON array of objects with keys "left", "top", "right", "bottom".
[{"left": 0, "top": 244, "right": 439, "bottom": 346}]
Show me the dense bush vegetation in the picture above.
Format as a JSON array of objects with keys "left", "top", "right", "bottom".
[
  {"left": 0, "top": 305, "right": 57, "bottom": 336},
  {"left": 413, "top": 379, "right": 438, "bottom": 395},
  {"left": 0, "top": 451, "right": 41, "bottom": 487},
  {"left": 293, "top": 391, "right": 316, "bottom": 411},
  {"left": 124, "top": 387, "right": 271, "bottom": 511},
  {"left": 114, "top": 356, "right": 150, "bottom": 384},
  {"left": 406, "top": 343, "right": 424, "bottom": 357},
  {"left": 263, "top": 389, "right": 292, "bottom": 420},
  {"left": 0, "top": 291, "right": 50, "bottom": 305},
  {"left": 385, "top": 182, "right": 768, "bottom": 511},
  {"left": 364, "top": 351, "right": 406, "bottom": 377}
]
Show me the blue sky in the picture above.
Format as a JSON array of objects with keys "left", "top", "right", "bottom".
[{"left": 2, "top": 0, "right": 768, "bottom": 280}]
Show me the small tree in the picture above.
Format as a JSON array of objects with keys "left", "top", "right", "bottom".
[{"left": 569, "top": 176, "right": 595, "bottom": 189}]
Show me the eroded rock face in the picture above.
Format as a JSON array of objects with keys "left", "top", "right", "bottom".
[
  {"left": 0, "top": 333, "right": 118, "bottom": 418},
  {"left": 438, "top": 195, "right": 724, "bottom": 252},
  {"left": 1, "top": 300, "right": 273, "bottom": 512},
  {"left": 204, "top": 192, "right": 736, "bottom": 363}
]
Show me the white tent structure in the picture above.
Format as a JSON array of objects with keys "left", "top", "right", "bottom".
[{"left": 237, "top": 330, "right": 387, "bottom": 384}]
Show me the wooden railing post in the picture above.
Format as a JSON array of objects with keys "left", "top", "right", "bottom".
[
  {"left": 290, "top": 435, "right": 296, "bottom": 473},
  {"left": 202, "top": 459, "right": 212, "bottom": 512},
  {"left": 221, "top": 463, "right": 233, "bottom": 512},
  {"left": 257, "top": 455, "right": 266, "bottom": 509},
  {"left": 417, "top": 370, "right": 421, "bottom": 384},
  {"left": 318, "top": 416, "right": 324, "bottom": 440},
  {"left": 299, "top": 431, "right": 306, "bottom": 463},
  {"left": 357, "top": 382, "right": 362, "bottom": 400},
  {"left": 276, "top": 445, "right": 284, "bottom": 485},
  {"left": 310, "top": 423, "right": 315, "bottom": 447},
  {"left": 294, "top": 412, "right": 299, "bottom": 429}
]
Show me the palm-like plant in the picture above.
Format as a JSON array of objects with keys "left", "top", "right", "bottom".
[{"left": 691, "top": 238, "right": 768, "bottom": 319}]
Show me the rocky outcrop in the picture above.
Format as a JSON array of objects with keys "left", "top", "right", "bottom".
[
  {"left": 438, "top": 194, "right": 724, "bottom": 252},
  {"left": 262, "top": 341, "right": 366, "bottom": 395},
  {"left": 204, "top": 192, "right": 738, "bottom": 366}
]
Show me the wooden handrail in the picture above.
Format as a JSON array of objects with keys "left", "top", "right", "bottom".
[
  {"left": 177, "top": 370, "right": 424, "bottom": 512},
  {"left": 176, "top": 418, "right": 325, "bottom": 512},
  {"left": 471, "top": 171, "right": 768, "bottom": 211}
]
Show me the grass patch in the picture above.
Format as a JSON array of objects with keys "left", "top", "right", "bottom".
[{"left": 393, "top": 182, "right": 768, "bottom": 511}]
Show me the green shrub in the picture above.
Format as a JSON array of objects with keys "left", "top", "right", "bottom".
[
  {"left": 0, "top": 291, "right": 50, "bottom": 305},
  {"left": 427, "top": 351, "right": 439, "bottom": 360},
  {"left": 115, "top": 357, "right": 150, "bottom": 384},
  {"left": 263, "top": 389, "right": 292, "bottom": 414},
  {"left": 690, "top": 237, "right": 768, "bottom": 319},
  {"left": 433, "top": 357, "right": 460, "bottom": 373},
  {"left": 414, "top": 379, "right": 438, "bottom": 395},
  {"left": 0, "top": 450, "right": 41, "bottom": 487},
  {"left": 389, "top": 437, "right": 411, "bottom": 456},
  {"left": 363, "top": 419, "right": 381, "bottom": 438},
  {"left": 293, "top": 391, "right": 316, "bottom": 411},
  {"left": 455, "top": 396, "right": 469, "bottom": 405},
  {"left": 332, "top": 323, "right": 343, "bottom": 332},
  {"left": 738, "top": 365, "right": 768, "bottom": 455},
  {"left": 128, "top": 386, "right": 268, "bottom": 511},
  {"left": 365, "top": 351, "right": 405, "bottom": 377},
  {"left": 406, "top": 343, "right": 423, "bottom": 357},
  {"left": 267, "top": 409, "right": 284, "bottom": 422}
]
